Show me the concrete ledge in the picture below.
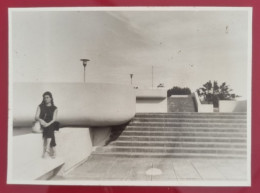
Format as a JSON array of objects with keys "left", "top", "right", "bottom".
[
  {"left": 193, "top": 92, "right": 213, "bottom": 113},
  {"left": 12, "top": 130, "right": 65, "bottom": 180},
  {"left": 13, "top": 157, "right": 64, "bottom": 180},
  {"left": 11, "top": 127, "right": 93, "bottom": 181},
  {"left": 170, "top": 95, "right": 189, "bottom": 98},
  {"left": 219, "top": 100, "right": 247, "bottom": 112},
  {"left": 136, "top": 98, "right": 167, "bottom": 113},
  {"left": 136, "top": 89, "right": 167, "bottom": 99},
  {"left": 135, "top": 89, "right": 167, "bottom": 113}
]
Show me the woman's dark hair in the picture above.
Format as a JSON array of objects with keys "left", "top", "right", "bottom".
[{"left": 40, "top": 91, "right": 54, "bottom": 106}]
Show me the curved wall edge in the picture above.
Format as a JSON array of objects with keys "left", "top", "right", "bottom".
[{"left": 12, "top": 83, "right": 136, "bottom": 127}]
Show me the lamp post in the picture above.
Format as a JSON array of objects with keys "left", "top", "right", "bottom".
[
  {"left": 130, "top": 74, "right": 133, "bottom": 85},
  {"left": 80, "top": 59, "right": 90, "bottom": 82}
]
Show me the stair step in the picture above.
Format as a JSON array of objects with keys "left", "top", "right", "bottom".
[
  {"left": 96, "top": 146, "right": 246, "bottom": 155},
  {"left": 136, "top": 113, "right": 246, "bottom": 119},
  {"left": 129, "top": 122, "right": 246, "bottom": 128},
  {"left": 126, "top": 126, "right": 246, "bottom": 133},
  {"left": 120, "top": 130, "right": 246, "bottom": 138},
  {"left": 110, "top": 141, "right": 247, "bottom": 149},
  {"left": 92, "top": 152, "right": 246, "bottom": 159},
  {"left": 132, "top": 117, "right": 246, "bottom": 123},
  {"left": 118, "top": 135, "right": 247, "bottom": 143},
  {"left": 137, "top": 112, "right": 247, "bottom": 115},
  {"left": 91, "top": 112, "right": 248, "bottom": 160}
]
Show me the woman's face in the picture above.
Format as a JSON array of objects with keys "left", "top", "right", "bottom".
[{"left": 43, "top": 95, "right": 52, "bottom": 104}]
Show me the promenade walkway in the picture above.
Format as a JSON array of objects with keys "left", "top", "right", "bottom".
[{"left": 53, "top": 156, "right": 247, "bottom": 182}]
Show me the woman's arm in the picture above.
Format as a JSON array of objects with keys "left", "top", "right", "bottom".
[
  {"left": 35, "top": 106, "right": 41, "bottom": 121},
  {"left": 44, "top": 108, "right": 58, "bottom": 127},
  {"left": 35, "top": 106, "right": 47, "bottom": 126}
]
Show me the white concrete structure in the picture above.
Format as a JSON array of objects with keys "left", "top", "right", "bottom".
[
  {"left": 12, "top": 127, "right": 92, "bottom": 180},
  {"left": 170, "top": 95, "right": 190, "bottom": 98},
  {"left": 219, "top": 100, "right": 247, "bottom": 112},
  {"left": 12, "top": 83, "right": 136, "bottom": 127},
  {"left": 193, "top": 92, "right": 214, "bottom": 113},
  {"left": 11, "top": 82, "right": 136, "bottom": 181},
  {"left": 135, "top": 89, "right": 167, "bottom": 113}
]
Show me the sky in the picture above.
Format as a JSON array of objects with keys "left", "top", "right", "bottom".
[{"left": 10, "top": 8, "right": 251, "bottom": 98}]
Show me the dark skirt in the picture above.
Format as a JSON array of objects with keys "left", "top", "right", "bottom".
[{"left": 42, "top": 121, "right": 60, "bottom": 147}]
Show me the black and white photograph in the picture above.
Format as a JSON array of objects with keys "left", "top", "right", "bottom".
[{"left": 8, "top": 7, "right": 252, "bottom": 186}]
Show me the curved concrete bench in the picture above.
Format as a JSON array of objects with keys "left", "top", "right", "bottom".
[{"left": 12, "top": 83, "right": 136, "bottom": 127}]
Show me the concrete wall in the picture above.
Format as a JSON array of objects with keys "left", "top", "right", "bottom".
[
  {"left": 219, "top": 100, "right": 247, "bottom": 112},
  {"left": 90, "top": 127, "right": 111, "bottom": 146},
  {"left": 193, "top": 92, "right": 213, "bottom": 113},
  {"left": 167, "top": 95, "right": 196, "bottom": 112},
  {"left": 135, "top": 89, "right": 167, "bottom": 113},
  {"left": 135, "top": 89, "right": 167, "bottom": 99},
  {"left": 12, "top": 127, "right": 93, "bottom": 180},
  {"left": 55, "top": 127, "right": 93, "bottom": 173},
  {"left": 170, "top": 95, "right": 189, "bottom": 98},
  {"left": 12, "top": 83, "right": 136, "bottom": 127},
  {"left": 136, "top": 98, "right": 167, "bottom": 113}
]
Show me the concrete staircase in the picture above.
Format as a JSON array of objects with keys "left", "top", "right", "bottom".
[
  {"left": 168, "top": 96, "right": 196, "bottom": 112},
  {"left": 93, "top": 113, "right": 247, "bottom": 159}
]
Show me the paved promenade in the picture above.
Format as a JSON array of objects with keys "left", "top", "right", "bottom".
[{"left": 55, "top": 156, "right": 247, "bottom": 182}]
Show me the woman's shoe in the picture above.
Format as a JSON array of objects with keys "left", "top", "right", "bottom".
[
  {"left": 42, "top": 151, "right": 47, "bottom": 158},
  {"left": 42, "top": 149, "right": 51, "bottom": 158},
  {"left": 51, "top": 152, "right": 56, "bottom": 159}
]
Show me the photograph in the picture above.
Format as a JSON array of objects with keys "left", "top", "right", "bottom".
[{"left": 8, "top": 7, "right": 252, "bottom": 186}]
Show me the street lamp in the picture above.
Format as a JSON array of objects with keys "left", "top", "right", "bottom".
[
  {"left": 130, "top": 74, "right": 133, "bottom": 85},
  {"left": 80, "top": 59, "right": 90, "bottom": 82}
]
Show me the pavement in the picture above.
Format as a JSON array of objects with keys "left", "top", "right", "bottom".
[{"left": 55, "top": 156, "right": 247, "bottom": 182}]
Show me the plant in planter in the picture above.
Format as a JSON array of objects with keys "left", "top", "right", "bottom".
[{"left": 197, "top": 81, "right": 239, "bottom": 107}]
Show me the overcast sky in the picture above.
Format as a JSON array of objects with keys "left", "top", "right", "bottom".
[{"left": 10, "top": 8, "right": 251, "bottom": 98}]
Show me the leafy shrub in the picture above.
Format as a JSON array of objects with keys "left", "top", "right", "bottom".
[
  {"left": 197, "top": 81, "right": 238, "bottom": 107},
  {"left": 167, "top": 87, "right": 191, "bottom": 97}
]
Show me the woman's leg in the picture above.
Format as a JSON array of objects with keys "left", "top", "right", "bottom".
[
  {"left": 51, "top": 146, "right": 56, "bottom": 158},
  {"left": 42, "top": 138, "right": 52, "bottom": 158},
  {"left": 43, "top": 123, "right": 58, "bottom": 158},
  {"left": 46, "top": 138, "right": 51, "bottom": 152},
  {"left": 50, "top": 124, "right": 57, "bottom": 158},
  {"left": 50, "top": 136, "right": 57, "bottom": 158},
  {"left": 42, "top": 138, "right": 47, "bottom": 158}
]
